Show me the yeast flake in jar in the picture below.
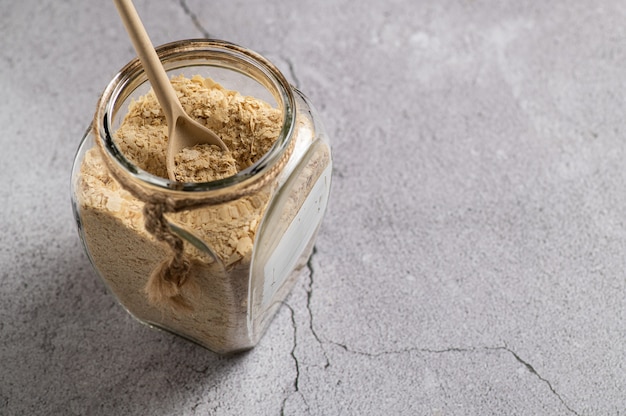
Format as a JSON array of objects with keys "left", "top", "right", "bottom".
[{"left": 70, "top": 40, "right": 332, "bottom": 354}]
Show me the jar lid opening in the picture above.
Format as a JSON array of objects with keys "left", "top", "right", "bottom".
[{"left": 96, "top": 39, "right": 296, "bottom": 194}]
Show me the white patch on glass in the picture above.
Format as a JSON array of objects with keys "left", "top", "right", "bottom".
[{"left": 263, "top": 164, "right": 332, "bottom": 305}]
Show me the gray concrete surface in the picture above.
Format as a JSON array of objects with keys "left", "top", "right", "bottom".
[{"left": 1, "top": 0, "right": 625, "bottom": 414}]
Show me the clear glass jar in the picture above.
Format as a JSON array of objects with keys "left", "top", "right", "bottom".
[{"left": 70, "top": 39, "right": 332, "bottom": 354}]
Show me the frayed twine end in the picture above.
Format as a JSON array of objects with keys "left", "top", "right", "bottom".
[{"left": 145, "top": 257, "right": 195, "bottom": 313}]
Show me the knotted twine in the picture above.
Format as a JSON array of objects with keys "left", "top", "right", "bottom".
[
  {"left": 92, "top": 114, "right": 295, "bottom": 312},
  {"left": 142, "top": 197, "right": 192, "bottom": 310}
]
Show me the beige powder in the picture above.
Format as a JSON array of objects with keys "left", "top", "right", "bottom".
[
  {"left": 114, "top": 74, "right": 281, "bottom": 180},
  {"left": 174, "top": 144, "right": 238, "bottom": 182}
]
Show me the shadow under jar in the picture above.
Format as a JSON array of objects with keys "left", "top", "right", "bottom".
[{"left": 71, "top": 39, "right": 332, "bottom": 354}]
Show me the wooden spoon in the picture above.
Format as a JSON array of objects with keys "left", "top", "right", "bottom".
[{"left": 113, "top": 0, "right": 228, "bottom": 181}]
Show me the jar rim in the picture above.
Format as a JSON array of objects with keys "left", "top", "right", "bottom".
[{"left": 94, "top": 39, "right": 296, "bottom": 194}]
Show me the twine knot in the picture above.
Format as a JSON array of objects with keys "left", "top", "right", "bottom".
[{"left": 143, "top": 198, "right": 192, "bottom": 310}]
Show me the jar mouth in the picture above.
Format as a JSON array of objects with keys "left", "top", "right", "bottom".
[{"left": 95, "top": 39, "right": 295, "bottom": 193}]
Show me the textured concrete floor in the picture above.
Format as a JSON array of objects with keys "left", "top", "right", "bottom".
[{"left": 2, "top": 0, "right": 626, "bottom": 414}]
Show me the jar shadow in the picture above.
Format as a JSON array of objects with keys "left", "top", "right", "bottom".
[{"left": 1, "top": 234, "right": 247, "bottom": 415}]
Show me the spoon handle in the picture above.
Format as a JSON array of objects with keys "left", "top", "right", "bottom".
[{"left": 113, "top": 0, "right": 183, "bottom": 124}]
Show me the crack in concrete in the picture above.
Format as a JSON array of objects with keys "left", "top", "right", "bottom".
[
  {"left": 279, "top": 247, "right": 327, "bottom": 414},
  {"left": 330, "top": 342, "right": 486, "bottom": 358},
  {"left": 177, "top": 1, "right": 303, "bottom": 93},
  {"left": 329, "top": 342, "right": 580, "bottom": 415},
  {"left": 306, "top": 246, "right": 330, "bottom": 368},
  {"left": 281, "top": 303, "right": 310, "bottom": 415},
  {"left": 282, "top": 56, "right": 301, "bottom": 88},
  {"left": 497, "top": 346, "right": 580, "bottom": 416},
  {"left": 178, "top": 0, "right": 211, "bottom": 38},
  {"left": 286, "top": 303, "right": 301, "bottom": 392}
]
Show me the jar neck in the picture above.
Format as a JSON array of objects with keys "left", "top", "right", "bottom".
[{"left": 93, "top": 39, "right": 296, "bottom": 200}]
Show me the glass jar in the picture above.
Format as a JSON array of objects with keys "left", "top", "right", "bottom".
[{"left": 70, "top": 39, "right": 332, "bottom": 354}]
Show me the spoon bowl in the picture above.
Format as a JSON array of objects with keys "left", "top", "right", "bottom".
[
  {"left": 113, "top": 0, "right": 228, "bottom": 181},
  {"left": 166, "top": 116, "right": 227, "bottom": 179}
]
